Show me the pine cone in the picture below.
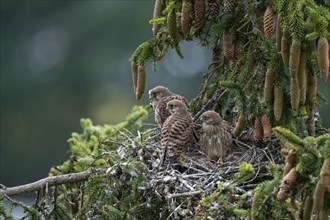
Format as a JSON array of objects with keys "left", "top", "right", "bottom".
[
  {"left": 303, "top": 196, "right": 313, "bottom": 220},
  {"left": 233, "top": 115, "right": 247, "bottom": 137},
  {"left": 261, "top": 114, "right": 272, "bottom": 138},
  {"left": 253, "top": 116, "right": 264, "bottom": 145},
  {"left": 224, "top": 0, "right": 237, "bottom": 13},
  {"left": 317, "top": 37, "right": 329, "bottom": 82},
  {"left": 223, "top": 31, "right": 234, "bottom": 60},
  {"left": 264, "top": 68, "right": 274, "bottom": 105},
  {"left": 263, "top": 6, "right": 275, "bottom": 39},
  {"left": 320, "top": 159, "right": 330, "bottom": 192},
  {"left": 275, "top": 16, "right": 282, "bottom": 51},
  {"left": 283, "top": 150, "right": 296, "bottom": 176},
  {"left": 274, "top": 84, "right": 283, "bottom": 121},
  {"left": 281, "top": 28, "right": 290, "bottom": 66},
  {"left": 135, "top": 64, "right": 146, "bottom": 100},
  {"left": 194, "top": 0, "right": 205, "bottom": 23},
  {"left": 208, "top": 0, "right": 221, "bottom": 21},
  {"left": 152, "top": 0, "right": 166, "bottom": 36},
  {"left": 277, "top": 168, "right": 298, "bottom": 201},
  {"left": 181, "top": 0, "right": 193, "bottom": 38},
  {"left": 131, "top": 60, "right": 138, "bottom": 94},
  {"left": 289, "top": 39, "right": 301, "bottom": 79},
  {"left": 167, "top": 9, "right": 178, "bottom": 42},
  {"left": 290, "top": 78, "right": 300, "bottom": 110},
  {"left": 313, "top": 181, "right": 325, "bottom": 213},
  {"left": 298, "top": 51, "right": 307, "bottom": 105}
]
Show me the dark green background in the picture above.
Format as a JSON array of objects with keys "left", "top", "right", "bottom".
[{"left": 0, "top": 1, "right": 329, "bottom": 187}]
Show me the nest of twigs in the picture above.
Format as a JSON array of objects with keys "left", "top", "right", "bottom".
[{"left": 124, "top": 125, "right": 283, "bottom": 219}]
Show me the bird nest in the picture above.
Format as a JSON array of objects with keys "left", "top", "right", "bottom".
[
  {"left": 0, "top": 122, "right": 284, "bottom": 219},
  {"left": 128, "top": 125, "right": 282, "bottom": 219}
]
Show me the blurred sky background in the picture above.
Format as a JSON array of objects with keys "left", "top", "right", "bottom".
[{"left": 0, "top": 1, "right": 329, "bottom": 188}]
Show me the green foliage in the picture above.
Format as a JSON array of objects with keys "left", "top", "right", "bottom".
[
  {"left": 234, "top": 162, "right": 255, "bottom": 184},
  {"left": 198, "top": 182, "right": 250, "bottom": 219},
  {"left": 251, "top": 165, "right": 286, "bottom": 219},
  {"left": 11, "top": 105, "right": 159, "bottom": 219},
  {"left": 2, "top": 0, "right": 329, "bottom": 219}
]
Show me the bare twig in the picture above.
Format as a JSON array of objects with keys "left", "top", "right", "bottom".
[
  {"left": 0, "top": 166, "right": 118, "bottom": 196},
  {"left": 194, "top": 89, "right": 228, "bottom": 121},
  {"left": 167, "top": 190, "right": 204, "bottom": 199}
]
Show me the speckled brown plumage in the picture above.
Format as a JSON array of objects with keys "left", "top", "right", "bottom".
[
  {"left": 199, "top": 110, "right": 232, "bottom": 161},
  {"left": 161, "top": 100, "right": 194, "bottom": 165},
  {"left": 149, "top": 86, "right": 190, "bottom": 128}
]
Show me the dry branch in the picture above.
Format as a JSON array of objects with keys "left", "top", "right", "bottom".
[
  {"left": 194, "top": 89, "right": 227, "bottom": 121},
  {"left": 0, "top": 166, "right": 117, "bottom": 196}
]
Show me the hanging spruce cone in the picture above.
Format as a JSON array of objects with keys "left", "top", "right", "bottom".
[
  {"left": 307, "top": 71, "right": 317, "bottom": 110},
  {"left": 289, "top": 39, "right": 301, "bottom": 79},
  {"left": 275, "top": 16, "right": 282, "bottom": 51},
  {"left": 298, "top": 51, "right": 307, "bottom": 105},
  {"left": 167, "top": 9, "right": 178, "bottom": 42},
  {"left": 181, "top": 0, "right": 192, "bottom": 38},
  {"left": 264, "top": 68, "right": 274, "bottom": 105},
  {"left": 194, "top": 0, "right": 205, "bottom": 23},
  {"left": 288, "top": 39, "right": 300, "bottom": 111},
  {"left": 320, "top": 159, "right": 330, "bottom": 192},
  {"left": 208, "top": 0, "right": 221, "bottom": 21},
  {"left": 312, "top": 181, "right": 325, "bottom": 213},
  {"left": 135, "top": 64, "right": 146, "bottom": 100},
  {"left": 283, "top": 150, "right": 296, "bottom": 177},
  {"left": 303, "top": 196, "right": 313, "bottom": 220},
  {"left": 277, "top": 168, "right": 298, "bottom": 201},
  {"left": 224, "top": 0, "right": 237, "bottom": 13},
  {"left": 152, "top": 0, "right": 166, "bottom": 36},
  {"left": 290, "top": 78, "right": 300, "bottom": 110},
  {"left": 317, "top": 37, "right": 329, "bottom": 82},
  {"left": 223, "top": 31, "right": 234, "bottom": 60},
  {"left": 263, "top": 6, "right": 275, "bottom": 39},
  {"left": 281, "top": 28, "right": 290, "bottom": 66},
  {"left": 233, "top": 115, "right": 247, "bottom": 137},
  {"left": 131, "top": 60, "right": 138, "bottom": 94},
  {"left": 261, "top": 114, "right": 272, "bottom": 138},
  {"left": 274, "top": 84, "right": 283, "bottom": 121},
  {"left": 253, "top": 116, "right": 264, "bottom": 145}
]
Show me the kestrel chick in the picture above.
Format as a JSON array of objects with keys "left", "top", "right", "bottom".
[
  {"left": 161, "top": 100, "right": 193, "bottom": 165},
  {"left": 199, "top": 110, "right": 232, "bottom": 161},
  {"left": 149, "top": 86, "right": 189, "bottom": 128}
]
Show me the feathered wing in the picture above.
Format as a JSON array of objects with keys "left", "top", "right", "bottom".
[{"left": 161, "top": 113, "right": 193, "bottom": 162}]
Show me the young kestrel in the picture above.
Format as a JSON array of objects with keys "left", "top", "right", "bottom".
[
  {"left": 149, "top": 86, "right": 190, "bottom": 128},
  {"left": 199, "top": 110, "right": 232, "bottom": 161},
  {"left": 160, "top": 99, "right": 194, "bottom": 165}
]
